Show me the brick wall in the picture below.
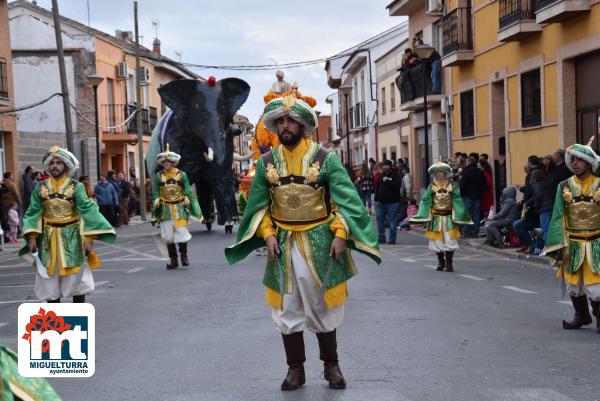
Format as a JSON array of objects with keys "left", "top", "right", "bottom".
[{"left": 0, "top": 0, "right": 18, "bottom": 177}]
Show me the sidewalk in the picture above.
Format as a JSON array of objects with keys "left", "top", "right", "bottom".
[
  {"left": 0, "top": 215, "right": 152, "bottom": 261},
  {"left": 409, "top": 225, "right": 550, "bottom": 267}
]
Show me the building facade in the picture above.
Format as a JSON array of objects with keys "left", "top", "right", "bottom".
[
  {"left": 390, "top": 0, "right": 600, "bottom": 197},
  {"left": 0, "top": 0, "right": 17, "bottom": 179},
  {"left": 9, "top": 0, "right": 196, "bottom": 181},
  {"left": 388, "top": 0, "right": 451, "bottom": 192},
  {"left": 325, "top": 23, "right": 409, "bottom": 171},
  {"left": 375, "top": 41, "right": 412, "bottom": 165}
]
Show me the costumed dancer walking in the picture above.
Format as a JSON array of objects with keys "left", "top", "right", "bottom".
[
  {"left": 19, "top": 146, "right": 116, "bottom": 303},
  {"left": 544, "top": 139, "right": 600, "bottom": 333},
  {"left": 225, "top": 92, "right": 380, "bottom": 391},
  {"left": 152, "top": 144, "right": 202, "bottom": 270},
  {"left": 410, "top": 161, "right": 472, "bottom": 272}
]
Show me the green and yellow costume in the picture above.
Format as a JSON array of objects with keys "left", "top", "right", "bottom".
[
  {"left": 152, "top": 167, "right": 202, "bottom": 226},
  {"left": 225, "top": 135, "right": 380, "bottom": 309},
  {"left": 19, "top": 147, "right": 115, "bottom": 276}
]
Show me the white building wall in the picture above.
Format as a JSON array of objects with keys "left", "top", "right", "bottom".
[{"left": 12, "top": 56, "right": 78, "bottom": 133}]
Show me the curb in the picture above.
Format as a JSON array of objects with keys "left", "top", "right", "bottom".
[{"left": 408, "top": 226, "right": 550, "bottom": 267}]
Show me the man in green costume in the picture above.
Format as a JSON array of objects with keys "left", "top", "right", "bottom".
[
  {"left": 544, "top": 140, "right": 600, "bottom": 333},
  {"left": 410, "top": 161, "right": 472, "bottom": 272},
  {"left": 152, "top": 144, "right": 202, "bottom": 269},
  {"left": 20, "top": 146, "right": 116, "bottom": 303},
  {"left": 225, "top": 92, "right": 380, "bottom": 391}
]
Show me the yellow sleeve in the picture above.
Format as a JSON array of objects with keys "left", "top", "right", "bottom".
[
  {"left": 330, "top": 215, "right": 347, "bottom": 240},
  {"left": 256, "top": 212, "right": 277, "bottom": 240}
]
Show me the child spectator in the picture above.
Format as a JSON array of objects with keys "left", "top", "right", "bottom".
[
  {"left": 7, "top": 202, "right": 20, "bottom": 244},
  {"left": 399, "top": 198, "right": 418, "bottom": 231}
]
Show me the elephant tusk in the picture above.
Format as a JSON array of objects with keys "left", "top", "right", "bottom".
[
  {"left": 203, "top": 147, "right": 214, "bottom": 162},
  {"left": 233, "top": 152, "right": 255, "bottom": 162}
]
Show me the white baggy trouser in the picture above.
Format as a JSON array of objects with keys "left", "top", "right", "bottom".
[
  {"left": 272, "top": 240, "right": 344, "bottom": 334},
  {"left": 160, "top": 220, "right": 191, "bottom": 244},
  {"left": 35, "top": 267, "right": 95, "bottom": 301}
]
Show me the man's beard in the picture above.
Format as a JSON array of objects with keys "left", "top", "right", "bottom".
[
  {"left": 50, "top": 168, "right": 66, "bottom": 178},
  {"left": 278, "top": 129, "right": 302, "bottom": 147}
]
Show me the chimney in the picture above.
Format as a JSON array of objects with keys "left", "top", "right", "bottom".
[
  {"left": 153, "top": 37, "right": 161, "bottom": 57},
  {"left": 115, "top": 30, "right": 134, "bottom": 42}
]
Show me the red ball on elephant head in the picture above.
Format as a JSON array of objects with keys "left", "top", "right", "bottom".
[{"left": 208, "top": 76, "right": 217, "bottom": 87}]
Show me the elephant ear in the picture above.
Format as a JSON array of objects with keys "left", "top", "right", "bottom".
[
  {"left": 158, "top": 79, "right": 201, "bottom": 118},
  {"left": 218, "top": 78, "right": 251, "bottom": 123}
]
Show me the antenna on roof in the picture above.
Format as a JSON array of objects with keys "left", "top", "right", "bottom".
[
  {"left": 152, "top": 19, "right": 160, "bottom": 38},
  {"left": 174, "top": 50, "right": 183, "bottom": 62}
]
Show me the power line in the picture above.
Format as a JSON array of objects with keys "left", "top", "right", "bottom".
[{"left": 0, "top": 93, "right": 63, "bottom": 114}]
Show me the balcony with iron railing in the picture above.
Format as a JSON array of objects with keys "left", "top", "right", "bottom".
[
  {"left": 396, "top": 61, "right": 444, "bottom": 112},
  {"left": 498, "top": 0, "right": 541, "bottom": 42},
  {"left": 535, "top": 0, "right": 590, "bottom": 24},
  {"left": 102, "top": 104, "right": 158, "bottom": 139},
  {"left": 441, "top": 7, "right": 474, "bottom": 67}
]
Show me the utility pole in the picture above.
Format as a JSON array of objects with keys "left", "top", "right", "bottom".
[
  {"left": 51, "top": 0, "right": 74, "bottom": 152},
  {"left": 134, "top": 1, "right": 147, "bottom": 221}
]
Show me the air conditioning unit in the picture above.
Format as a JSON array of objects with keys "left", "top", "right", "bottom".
[
  {"left": 138, "top": 66, "right": 150, "bottom": 85},
  {"left": 117, "top": 62, "right": 128, "bottom": 79},
  {"left": 427, "top": 0, "right": 443, "bottom": 15}
]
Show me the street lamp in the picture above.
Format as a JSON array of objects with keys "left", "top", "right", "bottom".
[
  {"left": 339, "top": 84, "right": 353, "bottom": 175},
  {"left": 414, "top": 44, "right": 435, "bottom": 186},
  {"left": 87, "top": 74, "right": 104, "bottom": 181}
]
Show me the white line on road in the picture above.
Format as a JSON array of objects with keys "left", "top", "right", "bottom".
[
  {"left": 401, "top": 258, "right": 416, "bottom": 263},
  {"left": 0, "top": 272, "right": 34, "bottom": 277},
  {"left": 459, "top": 274, "right": 486, "bottom": 281},
  {"left": 0, "top": 323, "right": 8, "bottom": 328},
  {"left": 96, "top": 281, "right": 109, "bottom": 287},
  {"left": 0, "top": 284, "right": 34, "bottom": 288},
  {"left": 0, "top": 300, "right": 35, "bottom": 304},
  {"left": 126, "top": 267, "right": 144, "bottom": 274},
  {"left": 100, "top": 257, "right": 167, "bottom": 262},
  {"left": 0, "top": 264, "right": 29, "bottom": 270},
  {"left": 424, "top": 264, "right": 437, "bottom": 270},
  {"left": 501, "top": 286, "right": 537, "bottom": 294}
]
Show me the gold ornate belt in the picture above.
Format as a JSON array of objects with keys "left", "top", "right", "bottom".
[
  {"left": 567, "top": 231, "right": 600, "bottom": 241},
  {"left": 45, "top": 218, "right": 79, "bottom": 228},
  {"left": 162, "top": 198, "right": 184, "bottom": 205},
  {"left": 432, "top": 209, "right": 451, "bottom": 216}
]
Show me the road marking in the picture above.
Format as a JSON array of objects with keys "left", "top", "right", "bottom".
[
  {"left": 100, "top": 242, "right": 159, "bottom": 258},
  {"left": 502, "top": 285, "right": 537, "bottom": 294},
  {"left": 153, "top": 234, "right": 168, "bottom": 258},
  {"left": 424, "top": 264, "right": 438, "bottom": 270},
  {"left": 95, "top": 249, "right": 125, "bottom": 257},
  {"left": 459, "top": 274, "right": 485, "bottom": 281},
  {"left": 100, "top": 257, "right": 167, "bottom": 262},
  {"left": 0, "top": 300, "right": 35, "bottom": 304},
  {"left": 0, "top": 323, "right": 8, "bottom": 329},
  {"left": 556, "top": 300, "right": 571, "bottom": 305},
  {"left": 0, "top": 264, "right": 30, "bottom": 270},
  {"left": 401, "top": 258, "right": 415, "bottom": 263},
  {"left": 96, "top": 281, "right": 109, "bottom": 287},
  {"left": 0, "top": 284, "right": 34, "bottom": 288},
  {"left": 126, "top": 267, "right": 144, "bottom": 274},
  {"left": 0, "top": 272, "right": 34, "bottom": 277}
]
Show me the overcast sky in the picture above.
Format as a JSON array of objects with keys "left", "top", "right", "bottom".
[{"left": 32, "top": 0, "right": 404, "bottom": 124}]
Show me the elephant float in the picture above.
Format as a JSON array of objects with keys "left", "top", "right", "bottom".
[{"left": 146, "top": 77, "right": 252, "bottom": 233}]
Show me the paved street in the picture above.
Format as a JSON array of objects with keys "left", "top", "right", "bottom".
[{"left": 1, "top": 222, "right": 599, "bottom": 401}]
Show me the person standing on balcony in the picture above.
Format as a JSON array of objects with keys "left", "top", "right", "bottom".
[{"left": 414, "top": 39, "right": 442, "bottom": 94}]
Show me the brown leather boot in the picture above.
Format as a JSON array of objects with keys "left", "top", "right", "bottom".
[
  {"left": 72, "top": 295, "right": 85, "bottom": 303},
  {"left": 281, "top": 332, "right": 305, "bottom": 391},
  {"left": 591, "top": 300, "right": 600, "bottom": 334},
  {"left": 166, "top": 243, "right": 178, "bottom": 270},
  {"left": 178, "top": 242, "right": 189, "bottom": 266},
  {"left": 563, "top": 295, "right": 593, "bottom": 329},
  {"left": 436, "top": 252, "right": 445, "bottom": 271},
  {"left": 444, "top": 251, "right": 454, "bottom": 272},
  {"left": 316, "top": 330, "right": 346, "bottom": 389}
]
